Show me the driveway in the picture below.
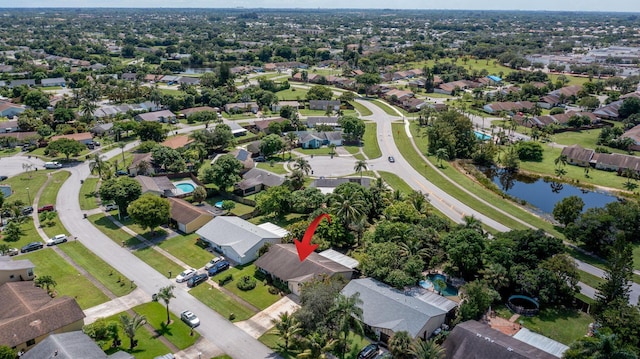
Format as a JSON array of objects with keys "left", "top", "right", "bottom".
[{"left": 56, "top": 142, "right": 278, "bottom": 359}]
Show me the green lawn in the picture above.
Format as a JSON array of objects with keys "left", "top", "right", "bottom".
[
  {"left": 299, "top": 109, "right": 331, "bottom": 116},
  {"left": 79, "top": 177, "right": 100, "bottom": 210},
  {"left": 248, "top": 213, "right": 307, "bottom": 227},
  {"left": 88, "top": 214, "right": 141, "bottom": 247},
  {"left": 101, "top": 311, "right": 172, "bottom": 359},
  {"left": 221, "top": 113, "right": 256, "bottom": 120},
  {"left": 350, "top": 101, "right": 373, "bottom": 117},
  {"left": 0, "top": 147, "right": 20, "bottom": 157},
  {"left": 210, "top": 264, "right": 281, "bottom": 310},
  {"left": 189, "top": 284, "right": 255, "bottom": 322},
  {"left": 370, "top": 100, "right": 399, "bottom": 116},
  {"left": 378, "top": 171, "right": 413, "bottom": 194},
  {"left": 133, "top": 302, "right": 199, "bottom": 350},
  {"left": 2, "top": 219, "right": 41, "bottom": 253},
  {"left": 205, "top": 197, "right": 255, "bottom": 217},
  {"left": 3, "top": 170, "right": 50, "bottom": 207},
  {"left": 256, "top": 162, "right": 289, "bottom": 175},
  {"left": 425, "top": 92, "right": 454, "bottom": 99},
  {"left": 362, "top": 122, "right": 382, "bottom": 159},
  {"left": 20, "top": 248, "right": 110, "bottom": 309},
  {"left": 276, "top": 88, "right": 308, "bottom": 101},
  {"left": 107, "top": 149, "right": 134, "bottom": 171},
  {"left": 59, "top": 241, "right": 136, "bottom": 297},
  {"left": 578, "top": 269, "right": 604, "bottom": 289},
  {"left": 212, "top": 355, "right": 233, "bottom": 359},
  {"left": 157, "top": 233, "right": 213, "bottom": 269},
  {"left": 295, "top": 147, "right": 335, "bottom": 156},
  {"left": 520, "top": 307, "right": 592, "bottom": 345},
  {"left": 133, "top": 246, "right": 184, "bottom": 279}
]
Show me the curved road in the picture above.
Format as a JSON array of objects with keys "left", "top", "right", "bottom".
[{"left": 56, "top": 142, "right": 278, "bottom": 359}]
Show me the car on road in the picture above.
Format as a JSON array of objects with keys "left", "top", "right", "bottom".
[
  {"left": 388, "top": 156, "right": 395, "bottom": 163},
  {"left": 175, "top": 268, "right": 197, "bottom": 283},
  {"left": 207, "top": 260, "right": 230, "bottom": 276},
  {"left": 2, "top": 248, "right": 18, "bottom": 256},
  {"left": 0, "top": 176, "right": 7, "bottom": 181},
  {"left": 44, "top": 161, "right": 62, "bottom": 169},
  {"left": 187, "top": 273, "right": 208, "bottom": 288},
  {"left": 204, "top": 256, "right": 226, "bottom": 270},
  {"left": 357, "top": 344, "right": 379, "bottom": 359},
  {"left": 20, "top": 242, "right": 44, "bottom": 253},
  {"left": 180, "top": 310, "right": 200, "bottom": 328},
  {"left": 37, "top": 205, "right": 55, "bottom": 213},
  {"left": 46, "top": 234, "right": 68, "bottom": 246},
  {"left": 104, "top": 203, "right": 119, "bottom": 211},
  {"left": 22, "top": 206, "right": 34, "bottom": 215}
]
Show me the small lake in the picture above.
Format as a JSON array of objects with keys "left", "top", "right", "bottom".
[
  {"left": 482, "top": 168, "right": 619, "bottom": 214},
  {"left": 182, "top": 67, "right": 215, "bottom": 74}
]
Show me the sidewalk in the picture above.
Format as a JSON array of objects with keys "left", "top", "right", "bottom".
[{"left": 83, "top": 288, "right": 150, "bottom": 324}]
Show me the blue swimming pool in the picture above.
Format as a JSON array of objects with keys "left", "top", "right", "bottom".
[
  {"left": 175, "top": 182, "right": 196, "bottom": 194},
  {"left": 421, "top": 274, "right": 459, "bottom": 296},
  {"left": 474, "top": 131, "right": 491, "bottom": 141}
]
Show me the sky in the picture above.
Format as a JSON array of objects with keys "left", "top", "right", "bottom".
[{"left": 7, "top": 0, "right": 640, "bottom": 12}]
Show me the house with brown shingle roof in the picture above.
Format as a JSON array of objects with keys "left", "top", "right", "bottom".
[
  {"left": 560, "top": 145, "right": 594, "bottom": 167},
  {"left": 255, "top": 244, "right": 354, "bottom": 295},
  {"left": 50, "top": 132, "right": 93, "bottom": 145},
  {"left": 128, "top": 152, "right": 154, "bottom": 176},
  {"left": 168, "top": 198, "right": 214, "bottom": 234},
  {"left": 180, "top": 106, "right": 219, "bottom": 117},
  {"left": 0, "top": 282, "right": 85, "bottom": 352},
  {"left": 621, "top": 123, "right": 640, "bottom": 148},
  {"left": 160, "top": 135, "right": 193, "bottom": 150}
]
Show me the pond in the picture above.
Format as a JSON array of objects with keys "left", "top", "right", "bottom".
[
  {"left": 481, "top": 167, "right": 619, "bottom": 214},
  {"left": 182, "top": 67, "right": 215, "bottom": 74}
]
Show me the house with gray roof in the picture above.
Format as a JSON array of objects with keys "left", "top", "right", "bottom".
[
  {"left": 306, "top": 116, "right": 340, "bottom": 129},
  {"left": 311, "top": 177, "right": 371, "bottom": 194},
  {"left": 22, "top": 331, "right": 133, "bottom": 359},
  {"left": 196, "top": 216, "right": 288, "bottom": 265},
  {"left": 309, "top": 100, "right": 341, "bottom": 111},
  {"left": 560, "top": 144, "right": 594, "bottom": 167},
  {"left": 7, "top": 79, "right": 35, "bottom": 88},
  {"left": 0, "top": 256, "right": 34, "bottom": 285},
  {"left": 135, "top": 110, "right": 176, "bottom": 123},
  {"left": 340, "top": 278, "right": 448, "bottom": 343},
  {"left": 135, "top": 175, "right": 176, "bottom": 197},
  {"left": 256, "top": 244, "right": 354, "bottom": 295},
  {"left": 0, "top": 101, "right": 25, "bottom": 118},
  {"left": 235, "top": 167, "right": 285, "bottom": 196},
  {"left": 40, "top": 77, "right": 66, "bottom": 87},
  {"left": 296, "top": 131, "right": 343, "bottom": 149}
]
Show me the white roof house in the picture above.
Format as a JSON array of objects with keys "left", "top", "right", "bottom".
[{"left": 196, "top": 216, "right": 288, "bottom": 265}]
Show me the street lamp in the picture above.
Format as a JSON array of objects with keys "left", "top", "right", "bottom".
[{"left": 26, "top": 187, "right": 31, "bottom": 206}]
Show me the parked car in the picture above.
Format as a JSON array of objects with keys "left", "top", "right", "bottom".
[
  {"left": 357, "top": 344, "right": 379, "bottom": 359},
  {"left": 115, "top": 170, "right": 128, "bottom": 176},
  {"left": 0, "top": 176, "right": 7, "bottom": 181},
  {"left": 86, "top": 143, "right": 95, "bottom": 150},
  {"left": 207, "top": 261, "right": 230, "bottom": 276},
  {"left": 37, "top": 205, "right": 55, "bottom": 213},
  {"left": 104, "top": 203, "right": 119, "bottom": 211},
  {"left": 22, "top": 206, "right": 34, "bottom": 215},
  {"left": 44, "top": 162, "right": 62, "bottom": 169},
  {"left": 187, "top": 273, "right": 208, "bottom": 288},
  {"left": 388, "top": 156, "right": 395, "bottom": 163},
  {"left": 2, "top": 248, "right": 18, "bottom": 256},
  {"left": 204, "top": 256, "right": 226, "bottom": 270},
  {"left": 255, "top": 156, "right": 266, "bottom": 162},
  {"left": 20, "top": 242, "right": 44, "bottom": 253},
  {"left": 180, "top": 310, "right": 200, "bottom": 327},
  {"left": 176, "top": 268, "right": 197, "bottom": 283},
  {"left": 46, "top": 234, "right": 68, "bottom": 246}
]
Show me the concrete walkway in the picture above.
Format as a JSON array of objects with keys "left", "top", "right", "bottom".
[
  {"left": 84, "top": 288, "right": 150, "bottom": 324},
  {"left": 234, "top": 295, "right": 300, "bottom": 339}
]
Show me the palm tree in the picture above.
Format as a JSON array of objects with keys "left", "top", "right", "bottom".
[
  {"left": 156, "top": 285, "right": 175, "bottom": 325},
  {"left": 410, "top": 339, "right": 446, "bottom": 359},
  {"left": 554, "top": 154, "right": 568, "bottom": 169},
  {"left": 79, "top": 98, "right": 98, "bottom": 122},
  {"left": 353, "top": 160, "right": 368, "bottom": 179},
  {"left": 119, "top": 142, "right": 127, "bottom": 165},
  {"left": 269, "top": 311, "right": 302, "bottom": 352},
  {"left": 294, "top": 158, "right": 312, "bottom": 175},
  {"left": 287, "top": 169, "right": 305, "bottom": 190},
  {"left": 435, "top": 148, "right": 449, "bottom": 168},
  {"left": 480, "top": 263, "right": 510, "bottom": 291},
  {"left": 297, "top": 332, "right": 337, "bottom": 359},
  {"left": 120, "top": 313, "right": 147, "bottom": 350},
  {"left": 34, "top": 275, "right": 57, "bottom": 295},
  {"left": 462, "top": 215, "right": 484, "bottom": 235},
  {"left": 407, "top": 190, "right": 429, "bottom": 213},
  {"left": 328, "top": 143, "right": 337, "bottom": 158},
  {"left": 563, "top": 333, "right": 637, "bottom": 359},
  {"left": 330, "top": 293, "right": 364, "bottom": 359},
  {"left": 330, "top": 191, "right": 367, "bottom": 233},
  {"left": 389, "top": 331, "right": 413, "bottom": 359},
  {"left": 89, "top": 153, "right": 109, "bottom": 179}
]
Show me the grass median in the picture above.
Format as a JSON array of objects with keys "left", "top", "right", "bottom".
[
  {"left": 79, "top": 177, "right": 100, "bottom": 210},
  {"left": 363, "top": 122, "right": 381, "bottom": 159},
  {"left": 350, "top": 101, "right": 373, "bottom": 116}
]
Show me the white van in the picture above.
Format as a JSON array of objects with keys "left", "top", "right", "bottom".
[{"left": 44, "top": 162, "right": 62, "bottom": 169}]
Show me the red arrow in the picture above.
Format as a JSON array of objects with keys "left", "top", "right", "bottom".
[{"left": 294, "top": 213, "right": 331, "bottom": 262}]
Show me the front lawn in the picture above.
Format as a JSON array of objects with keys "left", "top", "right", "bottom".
[
  {"left": 59, "top": 241, "right": 136, "bottom": 297},
  {"left": 79, "top": 177, "right": 100, "bottom": 210},
  {"left": 88, "top": 214, "right": 141, "bottom": 247},
  {"left": 133, "top": 246, "right": 184, "bottom": 279},
  {"left": 189, "top": 284, "right": 256, "bottom": 322},
  {"left": 20, "top": 248, "right": 110, "bottom": 309},
  {"left": 256, "top": 162, "right": 289, "bottom": 175},
  {"left": 210, "top": 264, "right": 281, "bottom": 310},
  {"left": 157, "top": 233, "right": 213, "bottom": 269},
  {"left": 520, "top": 307, "right": 592, "bottom": 345},
  {"left": 2, "top": 170, "right": 49, "bottom": 206},
  {"left": 133, "top": 302, "right": 199, "bottom": 350},
  {"left": 101, "top": 311, "right": 172, "bottom": 359}
]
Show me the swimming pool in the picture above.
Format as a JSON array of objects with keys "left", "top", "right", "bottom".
[
  {"left": 175, "top": 182, "right": 196, "bottom": 194},
  {"left": 474, "top": 131, "right": 491, "bottom": 141},
  {"left": 420, "top": 274, "right": 459, "bottom": 296}
]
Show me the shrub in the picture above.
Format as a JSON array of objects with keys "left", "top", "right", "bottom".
[
  {"left": 236, "top": 275, "right": 257, "bottom": 291},
  {"left": 268, "top": 286, "right": 280, "bottom": 295},
  {"left": 219, "top": 274, "right": 233, "bottom": 286}
]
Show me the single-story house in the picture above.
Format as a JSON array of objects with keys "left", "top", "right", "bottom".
[
  {"left": 225, "top": 102, "right": 259, "bottom": 114},
  {"left": 128, "top": 153, "right": 154, "bottom": 176},
  {"left": 0, "top": 101, "right": 26, "bottom": 118},
  {"left": 306, "top": 117, "right": 340, "bottom": 129},
  {"left": 144, "top": 74, "right": 164, "bottom": 83},
  {"left": 180, "top": 106, "right": 219, "bottom": 117},
  {"left": 443, "top": 320, "right": 561, "bottom": 359},
  {"left": 160, "top": 135, "right": 193, "bottom": 150},
  {"left": 195, "top": 216, "right": 288, "bottom": 265},
  {"left": 310, "top": 177, "right": 371, "bottom": 194},
  {"left": 229, "top": 148, "right": 254, "bottom": 173},
  {"left": 168, "top": 198, "right": 214, "bottom": 234},
  {"left": 592, "top": 153, "right": 640, "bottom": 173},
  {"left": 621, "top": 123, "right": 640, "bottom": 147},
  {"left": 90, "top": 123, "right": 114, "bottom": 136},
  {"left": 0, "top": 119, "right": 19, "bottom": 133},
  {"left": 560, "top": 144, "right": 595, "bottom": 167},
  {"left": 50, "top": 132, "right": 93, "bottom": 145},
  {"left": 340, "top": 278, "right": 448, "bottom": 343},
  {"left": 7, "top": 79, "right": 36, "bottom": 88},
  {"left": 255, "top": 244, "right": 354, "bottom": 295},
  {"left": 0, "top": 131, "right": 38, "bottom": 144},
  {"left": 483, "top": 101, "right": 535, "bottom": 114},
  {"left": 135, "top": 110, "right": 176, "bottom": 123},
  {"left": 225, "top": 122, "right": 248, "bottom": 137},
  {"left": 297, "top": 131, "right": 343, "bottom": 149},
  {"left": 40, "top": 77, "right": 66, "bottom": 87},
  {"left": 308, "top": 100, "right": 340, "bottom": 111},
  {"left": 0, "top": 282, "right": 85, "bottom": 353},
  {"left": 135, "top": 175, "right": 176, "bottom": 197},
  {"left": 253, "top": 118, "right": 288, "bottom": 133},
  {"left": 271, "top": 101, "right": 301, "bottom": 112},
  {"left": 235, "top": 168, "right": 286, "bottom": 196},
  {"left": 21, "top": 331, "right": 134, "bottom": 359},
  {"left": 0, "top": 256, "right": 34, "bottom": 285},
  {"left": 121, "top": 73, "right": 137, "bottom": 81}
]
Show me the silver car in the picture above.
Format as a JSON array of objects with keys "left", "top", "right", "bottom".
[
  {"left": 204, "top": 256, "right": 226, "bottom": 270},
  {"left": 180, "top": 310, "right": 200, "bottom": 327},
  {"left": 175, "top": 268, "right": 197, "bottom": 283},
  {"left": 46, "top": 234, "right": 68, "bottom": 246}
]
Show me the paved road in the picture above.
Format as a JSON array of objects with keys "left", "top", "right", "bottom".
[
  {"left": 56, "top": 143, "right": 278, "bottom": 359},
  {"left": 2, "top": 155, "right": 45, "bottom": 178}
]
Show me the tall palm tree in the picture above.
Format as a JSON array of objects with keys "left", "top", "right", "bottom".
[
  {"left": 297, "top": 332, "right": 337, "bottom": 359},
  {"left": 119, "top": 313, "right": 147, "bottom": 350},
  {"left": 435, "top": 148, "right": 449, "bottom": 168},
  {"left": 294, "top": 158, "right": 312, "bottom": 175},
  {"left": 269, "top": 311, "right": 302, "bottom": 352},
  {"left": 407, "top": 190, "right": 429, "bottom": 213},
  {"left": 353, "top": 160, "right": 368, "bottom": 179},
  {"left": 119, "top": 142, "right": 127, "bottom": 165},
  {"left": 563, "top": 333, "right": 637, "bottom": 359},
  {"left": 79, "top": 98, "right": 98, "bottom": 122},
  {"left": 410, "top": 339, "right": 446, "bottom": 359},
  {"left": 156, "top": 285, "right": 175, "bottom": 325},
  {"left": 89, "top": 153, "right": 109, "bottom": 179},
  {"left": 330, "top": 191, "right": 367, "bottom": 232},
  {"left": 330, "top": 293, "right": 364, "bottom": 359},
  {"left": 389, "top": 331, "right": 413, "bottom": 359},
  {"left": 328, "top": 143, "right": 337, "bottom": 158},
  {"left": 286, "top": 132, "right": 298, "bottom": 159},
  {"left": 287, "top": 169, "right": 305, "bottom": 190}
]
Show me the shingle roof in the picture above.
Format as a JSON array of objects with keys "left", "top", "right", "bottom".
[
  {"left": 443, "top": 320, "right": 558, "bottom": 359},
  {"left": 22, "top": 331, "right": 134, "bottom": 359},
  {"left": 136, "top": 175, "right": 176, "bottom": 193},
  {"left": 136, "top": 110, "right": 176, "bottom": 122},
  {"left": 0, "top": 282, "right": 85, "bottom": 347},
  {"left": 560, "top": 144, "right": 594, "bottom": 163},
  {"left": 255, "top": 244, "right": 353, "bottom": 283},
  {"left": 196, "top": 217, "right": 287, "bottom": 258},
  {"left": 237, "top": 168, "right": 285, "bottom": 190},
  {"left": 168, "top": 198, "right": 214, "bottom": 225},
  {"left": 340, "top": 278, "right": 447, "bottom": 338}
]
